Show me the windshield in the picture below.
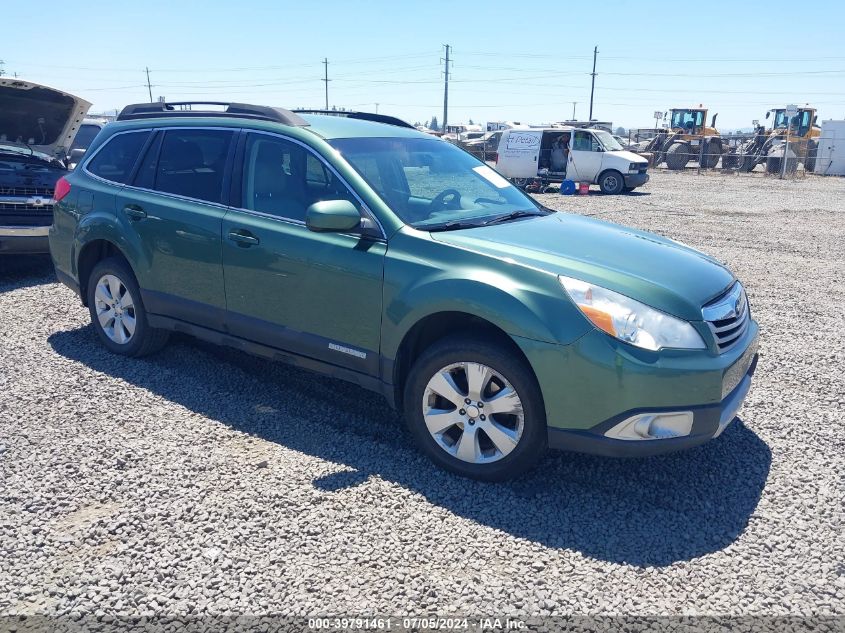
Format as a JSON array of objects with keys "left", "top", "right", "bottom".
[
  {"left": 0, "top": 144, "right": 56, "bottom": 163},
  {"left": 71, "top": 124, "right": 102, "bottom": 151},
  {"left": 328, "top": 137, "right": 543, "bottom": 229},
  {"left": 772, "top": 109, "right": 810, "bottom": 133},
  {"left": 670, "top": 109, "right": 704, "bottom": 130},
  {"left": 594, "top": 130, "right": 623, "bottom": 151}
]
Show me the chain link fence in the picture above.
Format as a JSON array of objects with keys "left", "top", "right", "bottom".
[
  {"left": 623, "top": 128, "right": 836, "bottom": 177},
  {"left": 446, "top": 129, "right": 839, "bottom": 181}
]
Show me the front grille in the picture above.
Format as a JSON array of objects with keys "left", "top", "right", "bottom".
[
  {"left": 702, "top": 283, "right": 750, "bottom": 352},
  {"left": 0, "top": 186, "right": 55, "bottom": 225},
  {"left": 0, "top": 186, "right": 55, "bottom": 197}
]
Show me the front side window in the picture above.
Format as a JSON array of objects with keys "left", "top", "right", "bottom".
[
  {"left": 572, "top": 131, "right": 602, "bottom": 152},
  {"left": 155, "top": 129, "right": 233, "bottom": 204},
  {"left": 242, "top": 134, "right": 358, "bottom": 222},
  {"left": 86, "top": 131, "right": 150, "bottom": 184},
  {"left": 329, "top": 136, "right": 543, "bottom": 230}
]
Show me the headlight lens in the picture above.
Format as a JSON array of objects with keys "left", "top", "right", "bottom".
[
  {"left": 628, "top": 163, "right": 639, "bottom": 172},
  {"left": 559, "top": 275, "right": 706, "bottom": 351}
]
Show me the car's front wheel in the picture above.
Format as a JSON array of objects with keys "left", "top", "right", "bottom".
[
  {"left": 87, "top": 257, "right": 169, "bottom": 357},
  {"left": 403, "top": 336, "right": 547, "bottom": 481},
  {"left": 599, "top": 170, "right": 625, "bottom": 194}
]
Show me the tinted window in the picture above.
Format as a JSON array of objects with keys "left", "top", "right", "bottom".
[
  {"left": 156, "top": 129, "right": 233, "bottom": 203},
  {"left": 242, "top": 134, "right": 358, "bottom": 221},
  {"left": 132, "top": 132, "right": 162, "bottom": 190},
  {"left": 86, "top": 131, "right": 150, "bottom": 183}
]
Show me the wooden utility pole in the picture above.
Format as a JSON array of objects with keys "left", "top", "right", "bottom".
[
  {"left": 322, "top": 58, "right": 330, "bottom": 110},
  {"left": 588, "top": 46, "right": 598, "bottom": 121},
  {"left": 145, "top": 67, "right": 153, "bottom": 102},
  {"left": 442, "top": 45, "right": 451, "bottom": 133}
]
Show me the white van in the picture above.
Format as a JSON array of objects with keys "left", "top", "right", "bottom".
[{"left": 494, "top": 127, "right": 649, "bottom": 194}]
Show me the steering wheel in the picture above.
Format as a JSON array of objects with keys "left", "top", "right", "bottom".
[{"left": 429, "top": 188, "right": 462, "bottom": 211}]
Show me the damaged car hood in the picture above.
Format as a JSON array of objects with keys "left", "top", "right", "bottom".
[{"left": 0, "top": 78, "right": 92, "bottom": 159}]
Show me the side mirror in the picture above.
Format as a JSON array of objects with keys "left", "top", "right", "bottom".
[
  {"left": 765, "top": 111, "right": 771, "bottom": 119},
  {"left": 67, "top": 148, "right": 86, "bottom": 168},
  {"left": 306, "top": 200, "right": 361, "bottom": 232}
]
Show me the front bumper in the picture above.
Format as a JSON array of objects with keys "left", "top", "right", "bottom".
[
  {"left": 624, "top": 172, "right": 649, "bottom": 188},
  {"left": 514, "top": 319, "right": 759, "bottom": 457},
  {"left": 547, "top": 353, "right": 757, "bottom": 456},
  {"left": 0, "top": 225, "right": 50, "bottom": 254}
]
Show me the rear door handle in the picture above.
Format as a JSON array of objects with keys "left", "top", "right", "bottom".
[
  {"left": 123, "top": 205, "right": 147, "bottom": 220},
  {"left": 228, "top": 230, "right": 260, "bottom": 247}
]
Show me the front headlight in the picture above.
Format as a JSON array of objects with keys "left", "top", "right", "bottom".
[
  {"left": 559, "top": 275, "right": 706, "bottom": 351},
  {"left": 627, "top": 163, "right": 639, "bottom": 172}
]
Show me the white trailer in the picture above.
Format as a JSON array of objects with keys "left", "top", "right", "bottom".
[{"left": 814, "top": 120, "right": 845, "bottom": 176}]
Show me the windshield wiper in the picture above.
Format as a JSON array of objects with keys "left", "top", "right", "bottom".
[
  {"left": 425, "top": 219, "right": 486, "bottom": 232},
  {"left": 481, "top": 209, "right": 547, "bottom": 226}
]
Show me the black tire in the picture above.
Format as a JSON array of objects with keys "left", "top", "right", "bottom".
[
  {"left": 721, "top": 150, "right": 739, "bottom": 169},
  {"left": 598, "top": 170, "right": 625, "bottom": 195},
  {"left": 403, "top": 335, "right": 547, "bottom": 481},
  {"left": 765, "top": 156, "right": 781, "bottom": 174},
  {"left": 665, "top": 142, "right": 691, "bottom": 170},
  {"left": 86, "top": 257, "right": 169, "bottom": 357},
  {"left": 805, "top": 140, "right": 818, "bottom": 172},
  {"left": 702, "top": 139, "right": 722, "bottom": 168}
]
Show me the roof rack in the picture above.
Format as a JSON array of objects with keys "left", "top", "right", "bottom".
[
  {"left": 116, "top": 101, "right": 309, "bottom": 126},
  {"left": 292, "top": 110, "right": 415, "bottom": 129}
]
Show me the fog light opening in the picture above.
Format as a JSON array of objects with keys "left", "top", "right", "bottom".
[{"left": 605, "top": 411, "right": 694, "bottom": 441}]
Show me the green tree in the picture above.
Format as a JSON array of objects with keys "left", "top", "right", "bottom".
[{"left": 429, "top": 116, "right": 439, "bottom": 131}]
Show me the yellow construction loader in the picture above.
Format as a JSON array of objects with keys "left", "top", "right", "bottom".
[
  {"left": 639, "top": 106, "right": 723, "bottom": 170},
  {"left": 723, "top": 106, "right": 821, "bottom": 173}
]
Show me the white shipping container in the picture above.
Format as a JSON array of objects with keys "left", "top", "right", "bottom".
[{"left": 814, "top": 120, "right": 845, "bottom": 176}]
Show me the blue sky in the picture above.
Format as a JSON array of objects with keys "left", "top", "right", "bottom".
[{"left": 3, "top": 0, "right": 844, "bottom": 130}]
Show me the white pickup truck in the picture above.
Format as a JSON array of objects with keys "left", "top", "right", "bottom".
[{"left": 493, "top": 126, "right": 649, "bottom": 194}]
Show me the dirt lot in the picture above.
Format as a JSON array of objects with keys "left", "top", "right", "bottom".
[{"left": 1, "top": 171, "right": 844, "bottom": 627}]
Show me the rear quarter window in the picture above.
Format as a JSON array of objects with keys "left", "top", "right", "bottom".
[{"left": 86, "top": 131, "right": 150, "bottom": 184}]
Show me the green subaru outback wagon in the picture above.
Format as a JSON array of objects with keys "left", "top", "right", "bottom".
[{"left": 49, "top": 102, "right": 759, "bottom": 481}]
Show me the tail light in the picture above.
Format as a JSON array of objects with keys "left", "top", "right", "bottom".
[{"left": 53, "top": 177, "right": 71, "bottom": 203}]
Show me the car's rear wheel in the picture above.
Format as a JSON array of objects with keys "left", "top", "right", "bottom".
[
  {"left": 403, "top": 336, "right": 546, "bottom": 481},
  {"left": 87, "top": 257, "right": 169, "bottom": 357}
]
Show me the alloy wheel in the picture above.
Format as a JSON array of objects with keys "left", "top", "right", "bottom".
[
  {"left": 422, "top": 362, "right": 525, "bottom": 464},
  {"left": 94, "top": 274, "right": 137, "bottom": 345}
]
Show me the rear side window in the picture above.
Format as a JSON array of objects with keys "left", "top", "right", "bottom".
[
  {"left": 132, "top": 132, "right": 163, "bottom": 190},
  {"left": 155, "top": 129, "right": 233, "bottom": 204},
  {"left": 86, "top": 131, "right": 150, "bottom": 184}
]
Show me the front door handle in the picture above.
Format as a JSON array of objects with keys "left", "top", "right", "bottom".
[
  {"left": 228, "top": 230, "right": 260, "bottom": 247},
  {"left": 123, "top": 205, "right": 147, "bottom": 220}
]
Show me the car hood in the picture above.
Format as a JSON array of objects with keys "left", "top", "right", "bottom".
[
  {"left": 610, "top": 149, "right": 648, "bottom": 164},
  {"left": 429, "top": 213, "right": 735, "bottom": 321},
  {"left": 0, "top": 78, "right": 92, "bottom": 159}
]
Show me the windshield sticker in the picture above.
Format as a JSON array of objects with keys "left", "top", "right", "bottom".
[
  {"left": 505, "top": 133, "right": 541, "bottom": 150},
  {"left": 472, "top": 165, "right": 511, "bottom": 189}
]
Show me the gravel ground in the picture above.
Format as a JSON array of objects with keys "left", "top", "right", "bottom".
[{"left": 1, "top": 171, "right": 844, "bottom": 628}]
